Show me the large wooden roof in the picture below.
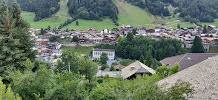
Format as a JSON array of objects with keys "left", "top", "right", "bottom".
[
  {"left": 158, "top": 55, "right": 218, "bottom": 100},
  {"left": 121, "top": 61, "right": 155, "bottom": 79}
]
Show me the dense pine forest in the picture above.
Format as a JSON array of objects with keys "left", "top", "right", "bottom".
[
  {"left": 0, "top": 0, "right": 60, "bottom": 21},
  {"left": 174, "top": 0, "right": 218, "bottom": 22},
  {"left": 67, "top": 0, "right": 119, "bottom": 25},
  {"left": 17, "top": 0, "right": 60, "bottom": 21},
  {"left": 126, "top": 0, "right": 218, "bottom": 23},
  {"left": 125, "top": 0, "right": 170, "bottom": 16}
]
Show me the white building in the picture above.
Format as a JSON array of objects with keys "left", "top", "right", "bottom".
[{"left": 92, "top": 48, "right": 115, "bottom": 60}]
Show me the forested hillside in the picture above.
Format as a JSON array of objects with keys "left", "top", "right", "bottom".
[
  {"left": 0, "top": 0, "right": 61, "bottom": 21},
  {"left": 16, "top": 0, "right": 60, "bottom": 21},
  {"left": 173, "top": 0, "right": 218, "bottom": 23},
  {"left": 125, "top": 0, "right": 170, "bottom": 16},
  {"left": 67, "top": 0, "right": 119, "bottom": 25},
  {"left": 126, "top": 0, "right": 218, "bottom": 23}
]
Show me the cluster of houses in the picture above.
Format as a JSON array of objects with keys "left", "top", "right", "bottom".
[
  {"left": 30, "top": 24, "right": 218, "bottom": 53},
  {"left": 32, "top": 37, "right": 62, "bottom": 66}
]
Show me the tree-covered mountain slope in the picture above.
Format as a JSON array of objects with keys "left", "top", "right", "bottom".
[
  {"left": 0, "top": 0, "right": 60, "bottom": 21},
  {"left": 67, "top": 0, "right": 119, "bottom": 25},
  {"left": 174, "top": 0, "right": 218, "bottom": 22},
  {"left": 126, "top": 0, "right": 218, "bottom": 23}
]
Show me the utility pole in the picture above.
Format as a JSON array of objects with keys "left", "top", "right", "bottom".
[{"left": 68, "top": 62, "right": 70, "bottom": 72}]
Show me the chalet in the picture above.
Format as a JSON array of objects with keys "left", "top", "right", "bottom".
[
  {"left": 212, "top": 39, "right": 218, "bottom": 47},
  {"left": 208, "top": 25, "right": 216, "bottom": 31},
  {"left": 44, "top": 32, "right": 54, "bottom": 37},
  {"left": 92, "top": 48, "right": 115, "bottom": 60},
  {"left": 158, "top": 55, "right": 218, "bottom": 100},
  {"left": 46, "top": 42, "right": 62, "bottom": 50},
  {"left": 89, "top": 36, "right": 104, "bottom": 44},
  {"left": 136, "top": 27, "right": 146, "bottom": 35},
  {"left": 146, "top": 29, "right": 155, "bottom": 33},
  {"left": 71, "top": 29, "right": 76, "bottom": 32},
  {"left": 102, "top": 35, "right": 116, "bottom": 43},
  {"left": 35, "top": 38, "right": 49, "bottom": 48},
  {"left": 87, "top": 28, "right": 97, "bottom": 34},
  {"left": 101, "top": 29, "right": 111, "bottom": 34},
  {"left": 121, "top": 61, "right": 155, "bottom": 80},
  {"left": 160, "top": 53, "right": 218, "bottom": 70}
]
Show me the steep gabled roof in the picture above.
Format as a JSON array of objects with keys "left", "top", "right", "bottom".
[
  {"left": 161, "top": 53, "right": 218, "bottom": 70},
  {"left": 158, "top": 55, "right": 218, "bottom": 100},
  {"left": 121, "top": 61, "right": 155, "bottom": 79}
]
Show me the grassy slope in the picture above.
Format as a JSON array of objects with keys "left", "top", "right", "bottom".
[
  {"left": 51, "top": 0, "right": 152, "bottom": 31},
  {"left": 21, "top": 0, "right": 152, "bottom": 30},
  {"left": 21, "top": 0, "right": 217, "bottom": 30},
  {"left": 201, "top": 19, "right": 218, "bottom": 27},
  {"left": 21, "top": 0, "right": 71, "bottom": 29},
  {"left": 152, "top": 14, "right": 195, "bottom": 29}
]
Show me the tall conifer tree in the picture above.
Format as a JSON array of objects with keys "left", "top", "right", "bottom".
[
  {"left": 191, "top": 36, "right": 205, "bottom": 53},
  {"left": 0, "top": 0, "right": 33, "bottom": 76}
]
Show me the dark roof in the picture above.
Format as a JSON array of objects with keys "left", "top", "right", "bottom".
[
  {"left": 93, "top": 48, "right": 115, "bottom": 52},
  {"left": 161, "top": 53, "right": 218, "bottom": 70},
  {"left": 104, "top": 68, "right": 110, "bottom": 72},
  {"left": 114, "top": 65, "right": 125, "bottom": 69}
]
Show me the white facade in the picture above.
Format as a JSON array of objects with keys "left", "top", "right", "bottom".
[{"left": 92, "top": 49, "right": 115, "bottom": 60}]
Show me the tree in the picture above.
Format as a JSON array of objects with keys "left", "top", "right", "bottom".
[
  {"left": 156, "top": 65, "right": 170, "bottom": 78},
  {"left": 0, "top": 77, "right": 22, "bottom": 100},
  {"left": 169, "top": 63, "right": 180, "bottom": 75},
  {"left": 8, "top": 59, "right": 88, "bottom": 100},
  {"left": 112, "top": 28, "right": 119, "bottom": 32},
  {"left": 55, "top": 50, "right": 79, "bottom": 73},
  {"left": 126, "top": 32, "right": 134, "bottom": 41},
  {"left": 0, "top": 1, "right": 33, "bottom": 77},
  {"left": 76, "top": 21, "right": 79, "bottom": 26},
  {"left": 110, "top": 66, "right": 116, "bottom": 71},
  {"left": 66, "top": 28, "right": 69, "bottom": 32},
  {"left": 203, "top": 25, "right": 207, "bottom": 34},
  {"left": 120, "top": 59, "right": 135, "bottom": 66},
  {"left": 144, "top": 51, "right": 153, "bottom": 67},
  {"left": 49, "top": 36, "right": 59, "bottom": 42},
  {"left": 47, "top": 25, "right": 51, "bottom": 30},
  {"left": 101, "top": 64, "right": 109, "bottom": 70},
  {"left": 79, "top": 57, "right": 98, "bottom": 81},
  {"left": 139, "top": 55, "right": 144, "bottom": 63},
  {"left": 191, "top": 36, "right": 205, "bottom": 53},
  {"left": 132, "top": 28, "right": 137, "bottom": 35},
  {"left": 100, "top": 53, "right": 108, "bottom": 64},
  {"left": 40, "top": 28, "right": 46, "bottom": 35},
  {"left": 72, "top": 36, "right": 79, "bottom": 43},
  {"left": 184, "top": 15, "right": 191, "bottom": 22},
  {"left": 177, "top": 24, "right": 180, "bottom": 29}
]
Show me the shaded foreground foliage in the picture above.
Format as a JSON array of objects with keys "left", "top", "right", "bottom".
[{"left": 6, "top": 58, "right": 194, "bottom": 100}]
